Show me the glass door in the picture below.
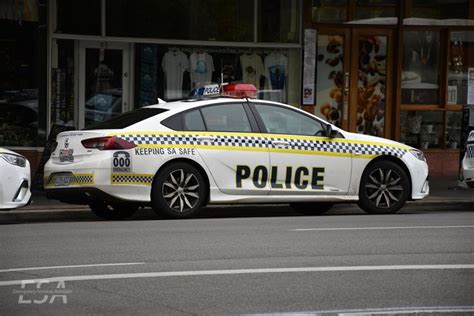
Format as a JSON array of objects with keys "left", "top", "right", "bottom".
[
  {"left": 314, "top": 29, "right": 351, "bottom": 131},
  {"left": 78, "top": 42, "right": 130, "bottom": 129},
  {"left": 349, "top": 29, "right": 393, "bottom": 138}
]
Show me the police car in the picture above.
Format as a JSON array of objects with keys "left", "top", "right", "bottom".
[
  {"left": 44, "top": 84, "right": 429, "bottom": 219},
  {"left": 461, "top": 130, "right": 474, "bottom": 188}
]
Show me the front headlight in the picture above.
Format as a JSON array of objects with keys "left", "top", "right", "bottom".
[
  {"left": 409, "top": 149, "right": 426, "bottom": 162},
  {"left": 0, "top": 153, "right": 27, "bottom": 167}
]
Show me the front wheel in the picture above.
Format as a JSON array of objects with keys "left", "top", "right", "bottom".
[
  {"left": 290, "top": 202, "right": 333, "bottom": 215},
  {"left": 358, "top": 160, "right": 410, "bottom": 214},
  {"left": 89, "top": 201, "right": 138, "bottom": 220},
  {"left": 151, "top": 162, "right": 207, "bottom": 219}
]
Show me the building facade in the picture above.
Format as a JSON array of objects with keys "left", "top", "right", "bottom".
[{"left": 1, "top": 0, "right": 473, "bottom": 177}]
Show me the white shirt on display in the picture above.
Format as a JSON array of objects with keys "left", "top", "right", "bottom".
[
  {"left": 162, "top": 50, "right": 189, "bottom": 99},
  {"left": 190, "top": 52, "right": 214, "bottom": 88}
]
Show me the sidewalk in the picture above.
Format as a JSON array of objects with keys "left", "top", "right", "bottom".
[{"left": 0, "top": 177, "right": 472, "bottom": 223}]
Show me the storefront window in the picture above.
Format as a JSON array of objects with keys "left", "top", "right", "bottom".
[
  {"left": 134, "top": 45, "right": 300, "bottom": 107},
  {"left": 51, "top": 40, "right": 75, "bottom": 128},
  {"left": 351, "top": 0, "right": 398, "bottom": 24},
  {"left": 448, "top": 31, "right": 474, "bottom": 105},
  {"left": 400, "top": 111, "right": 443, "bottom": 149},
  {"left": 107, "top": 0, "right": 254, "bottom": 42},
  {"left": 56, "top": 0, "right": 101, "bottom": 35},
  {"left": 405, "top": 0, "right": 473, "bottom": 25},
  {"left": 311, "top": 0, "right": 347, "bottom": 23},
  {"left": 258, "top": 0, "right": 300, "bottom": 43},
  {"left": 0, "top": 2, "right": 46, "bottom": 147},
  {"left": 446, "top": 111, "right": 462, "bottom": 149},
  {"left": 401, "top": 31, "right": 440, "bottom": 105}
]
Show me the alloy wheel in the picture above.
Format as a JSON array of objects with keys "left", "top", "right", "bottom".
[
  {"left": 364, "top": 168, "right": 404, "bottom": 208},
  {"left": 162, "top": 169, "right": 200, "bottom": 212}
]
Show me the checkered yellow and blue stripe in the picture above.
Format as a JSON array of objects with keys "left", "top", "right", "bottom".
[
  {"left": 111, "top": 132, "right": 409, "bottom": 158},
  {"left": 45, "top": 173, "right": 94, "bottom": 186},
  {"left": 467, "top": 145, "right": 474, "bottom": 158},
  {"left": 111, "top": 173, "right": 154, "bottom": 185}
]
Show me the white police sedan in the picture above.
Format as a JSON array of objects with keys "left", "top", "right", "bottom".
[
  {"left": 0, "top": 148, "right": 31, "bottom": 210},
  {"left": 44, "top": 84, "right": 429, "bottom": 219}
]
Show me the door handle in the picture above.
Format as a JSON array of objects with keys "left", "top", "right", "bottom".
[
  {"left": 196, "top": 136, "right": 216, "bottom": 143},
  {"left": 272, "top": 140, "right": 290, "bottom": 148}
]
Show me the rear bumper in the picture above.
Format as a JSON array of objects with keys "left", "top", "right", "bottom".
[{"left": 46, "top": 187, "right": 149, "bottom": 206}]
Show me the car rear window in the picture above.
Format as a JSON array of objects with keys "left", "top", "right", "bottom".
[{"left": 82, "top": 108, "right": 167, "bottom": 130}]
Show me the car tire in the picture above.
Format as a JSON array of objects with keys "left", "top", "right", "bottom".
[
  {"left": 89, "top": 200, "right": 138, "bottom": 220},
  {"left": 151, "top": 162, "right": 207, "bottom": 219},
  {"left": 466, "top": 181, "right": 474, "bottom": 188},
  {"left": 290, "top": 202, "right": 333, "bottom": 215},
  {"left": 358, "top": 160, "right": 410, "bottom": 214}
]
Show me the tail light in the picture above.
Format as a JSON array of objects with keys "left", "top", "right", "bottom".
[{"left": 81, "top": 136, "right": 136, "bottom": 150}]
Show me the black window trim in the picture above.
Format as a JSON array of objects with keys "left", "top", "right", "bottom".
[
  {"left": 162, "top": 101, "right": 260, "bottom": 133},
  {"left": 249, "top": 101, "right": 344, "bottom": 138}
]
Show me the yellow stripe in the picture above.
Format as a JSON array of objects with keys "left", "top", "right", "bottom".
[
  {"left": 109, "top": 131, "right": 411, "bottom": 150},
  {"left": 135, "top": 143, "right": 393, "bottom": 158}
]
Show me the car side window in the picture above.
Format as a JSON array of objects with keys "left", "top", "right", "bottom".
[
  {"left": 253, "top": 103, "right": 324, "bottom": 136},
  {"left": 183, "top": 109, "right": 206, "bottom": 131},
  {"left": 200, "top": 103, "right": 252, "bottom": 132}
]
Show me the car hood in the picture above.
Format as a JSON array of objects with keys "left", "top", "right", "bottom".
[
  {"left": 0, "top": 147, "right": 23, "bottom": 156},
  {"left": 343, "top": 132, "right": 414, "bottom": 149}
]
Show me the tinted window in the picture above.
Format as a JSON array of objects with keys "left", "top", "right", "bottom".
[
  {"left": 161, "top": 114, "right": 182, "bottom": 130},
  {"left": 200, "top": 104, "right": 252, "bottom": 132},
  {"left": 183, "top": 110, "right": 206, "bottom": 131},
  {"left": 254, "top": 103, "right": 325, "bottom": 136},
  {"left": 83, "top": 108, "right": 167, "bottom": 130}
]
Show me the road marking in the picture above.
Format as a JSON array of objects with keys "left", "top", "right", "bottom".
[
  {"left": 243, "top": 306, "right": 474, "bottom": 315},
  {"left": 0, "top": 262, "right": 145, "bottom": 273},
  {"left": 0, "top": 264, "right": 473, "bottom": 286},
  {"left": 290, "top": 225, "right": 474, "bottom": 231}
]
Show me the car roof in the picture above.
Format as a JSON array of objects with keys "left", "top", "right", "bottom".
[{"left": 143, "top": 97, "right": 292, "bottom": 113}]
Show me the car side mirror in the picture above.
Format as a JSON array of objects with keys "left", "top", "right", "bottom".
[{"left": 325, "top": 124, "right": 339, "bottom": 138}]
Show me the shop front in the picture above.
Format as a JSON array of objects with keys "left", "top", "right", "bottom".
[
  {"left": 304, "top": 0, "right": 474, "bottom": 176},
  {"left": 1, "top": 0, "right": 302, "bottom": 177}
]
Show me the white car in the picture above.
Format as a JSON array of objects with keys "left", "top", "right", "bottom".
[
  {"left": 0, "top": 148, "right": 31, "bottom": 210},
  {"left": 44, "top": 86, "right": 429, "bottom": 219},
  {"left": 461, "top": 130, "right": 474, "bottom": 188}
]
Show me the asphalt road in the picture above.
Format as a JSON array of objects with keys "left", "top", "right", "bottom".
[{"left": 1, "top": 205, "right": 473, "bottom": 315}]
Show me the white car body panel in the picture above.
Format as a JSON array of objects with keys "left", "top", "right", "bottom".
[
  {"left": 0, "top": 148, "right": 31, "bottom": 210},
  {"left": 462, "top": 131, "right": 474, "bottom": 186},
  {"left": 44, "top": 97, "right": 429, "bottom": 206}
]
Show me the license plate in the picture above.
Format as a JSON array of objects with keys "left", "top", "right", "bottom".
[{"left": 54, "top": 175, "right": 71, "bottom": 187}]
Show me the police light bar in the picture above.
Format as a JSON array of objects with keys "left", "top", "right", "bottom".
[
  {"left": 190, "top": 83, "right": 257, "bottom": 99},
  {"left": 222, "top": 83, "right": 257, "bottom": 99}
]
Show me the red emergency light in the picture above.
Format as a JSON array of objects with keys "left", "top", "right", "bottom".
[{"left": 222, "top": 83, "right": 257, "bottom": 99}]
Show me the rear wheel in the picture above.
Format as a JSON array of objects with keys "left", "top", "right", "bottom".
[
  {"left": 358, "top": 160, "right": 410, "bottom": 214},
  {"left": 89, "top": 200, "right": 138, "bottom": 220},
  {"left": 151, "top": 162, "right": 206, "bottom": 219},
  {"left": 290, "top": 202, "right": 333, "bottom": 215}
]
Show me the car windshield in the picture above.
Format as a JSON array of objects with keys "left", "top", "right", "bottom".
[{"left": 82, "top": 108, "right": 167, "bottom": 130}]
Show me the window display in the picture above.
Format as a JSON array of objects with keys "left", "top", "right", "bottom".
[
  {"left": 162, "top": 48, "right": 189, "bottom": 99},
  {"left": 401, "top": 31, "right": 440, "bottom": 105},
  {"left": 400, "top": 111, "right": 443, "bottom": 149},
  {"left": 315, "top": 35, "right": 344, "bottom": 127},
  {"left": 135, "top": 44, "right": 299, "bottom": 106},
  {"left": 356, "top": 35, "right": 388, "bottom": 137},
  {"left": 0, "top": 8, "right": 45, "bottom": 147},
  {"left": 448, "top": 31, "right": 474, "bottom": 105}
]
